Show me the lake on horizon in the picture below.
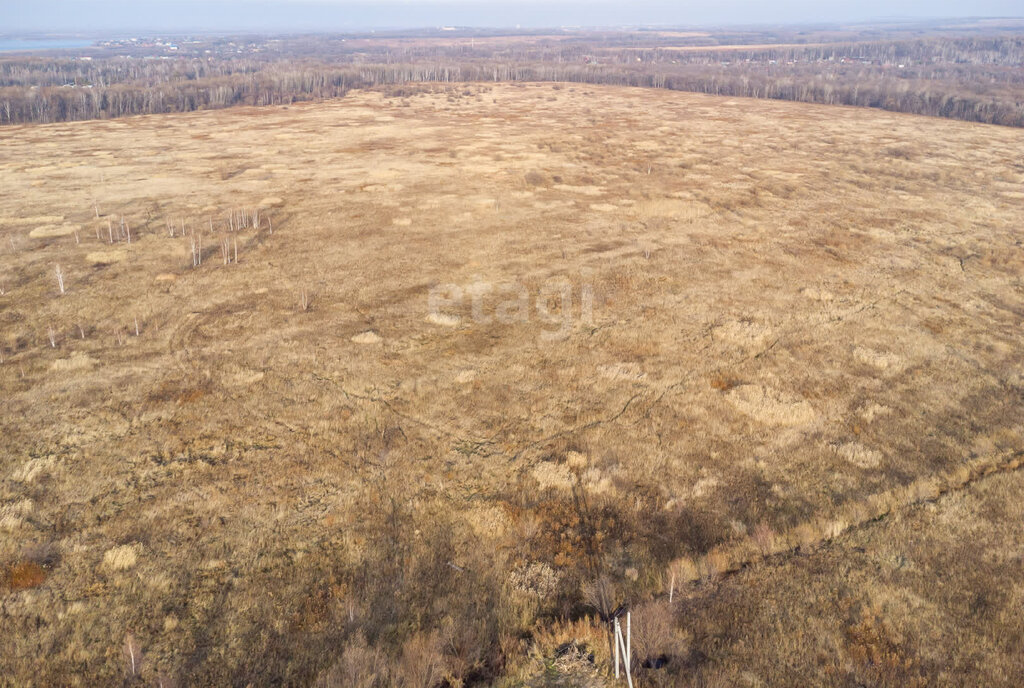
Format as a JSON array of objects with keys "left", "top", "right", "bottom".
[{"left": 0, "top": 38, "right": 94, "bottom": 53}]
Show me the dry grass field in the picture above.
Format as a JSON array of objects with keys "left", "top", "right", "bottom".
[{"left": 1, "top": 82, "right": 1023, "bottom": 685}]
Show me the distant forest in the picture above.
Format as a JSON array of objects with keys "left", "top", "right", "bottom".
[{"left": 2, "top": 29, "right": 1023, "bottom": 126}]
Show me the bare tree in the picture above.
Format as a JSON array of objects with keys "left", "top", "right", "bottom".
[
  {"left": 122, "top": 634, "right": 143, "bottom": 678},
  {"left": 55, "top": 264, "right": 65, "bottom": 294}
]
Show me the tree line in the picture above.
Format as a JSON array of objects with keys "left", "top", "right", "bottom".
[{"left": 2, "top": 34, "right": 1022, "bottom": 126}]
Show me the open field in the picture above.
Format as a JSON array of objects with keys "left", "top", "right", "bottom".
[{"left": 1, "top": 83, "right": 1023, "bottom": 685}]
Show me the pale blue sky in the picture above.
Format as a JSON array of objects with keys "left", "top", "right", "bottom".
[{"left": 2, "top": 0, "right": 1022, "bottom": 33}]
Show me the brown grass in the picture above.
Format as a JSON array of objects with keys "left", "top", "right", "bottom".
[{"left": 0, "top": 83, "right": 1022, "bottom": 685}]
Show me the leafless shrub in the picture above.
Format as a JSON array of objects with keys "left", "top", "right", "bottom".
[
  {"left": 394, "top": 631, "right": 446, "bottom": 688},
  {"left": 524, "top": 170, "right": 547, "bottom": 186},
  {"left": 582, "top": 575, "right": 618, "bottom": 624},
  {"left": 631, "top": 600, "right": 676, "bottom": 666},
  {"left": 314, "top": 636, "right": 385, "bottom": 688},
  {"left": 54, "top": 264, "right": 65, "bottom": 294},
  {"left": 752, "top": 521, "right": 776, "bottom": 556},
  {"left": 47, "top": 325, "right": 57, "bottom": 348},
  {"left": 788, "top": 521, "right": 820, "bottom": 551},
  {"left": 299, "top": 288, "right": 311, "bottom": 312}
]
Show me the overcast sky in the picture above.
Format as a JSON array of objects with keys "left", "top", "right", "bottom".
[{"left": 2, "top": 0, "right": 1022, "bottom": 34}]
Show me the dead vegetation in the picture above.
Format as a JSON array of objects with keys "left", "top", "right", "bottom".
[{"left": 0, "top": 83, "right": 1022, "bottom": 685}]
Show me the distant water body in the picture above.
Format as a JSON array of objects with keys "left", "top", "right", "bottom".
[{"left": 0, "top": 39, "right": 94, "bottom": 53}]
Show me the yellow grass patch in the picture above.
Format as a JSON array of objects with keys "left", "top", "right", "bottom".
[
  {"left": 101, "top": 545, "right": 140, "bottom": 572},
  {"left": 29, "top": 224, "right": 80, "bottom": 238},
  {"left": 86, "top": 249, "right": 128, "bottom": 264}
]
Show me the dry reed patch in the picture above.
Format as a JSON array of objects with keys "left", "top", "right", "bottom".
[
  {"left": 531, "top": 461, "right": 575, "bottom": 491},
  {"left": 101, "top": 545, "right": 140, "bottom": 572},
  {"left": 28, "top": 224, "right": 80, "bottom": 238},
  {"left": 86, "top": 249, "right": 129, "bottom": 264},
  {"left": 835, "top": 441, "right": 884, "bottom": 469},
  {"left": 853, "top": 346, "right": 906, "bottom": 373},
  {"left": 351, "top": 331, "right": 383, "bottom": 344},
  {"left": 50, "top": 352, "right": 96, "bottom": 372},
  {"left": 425, "top": 312, "right": 460, "bottom": 327},
  {"left": 0, "top": 215, "right": 65, "bottom": 227},
  {"left": 727, "top": 384, "right": 816, "bottom": 426},
  {"left": 714, "top": 319, "right": 773, "bottom": 350}
]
